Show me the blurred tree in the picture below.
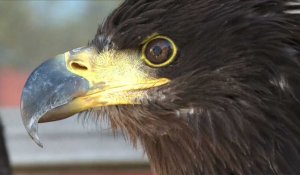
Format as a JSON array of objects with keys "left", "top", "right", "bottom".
[
  {"left": 0, "top": 118, "right": 11, "bottom": 175},
  {"left": 0, "top": 1, "right": 122, "bottom": 70}
]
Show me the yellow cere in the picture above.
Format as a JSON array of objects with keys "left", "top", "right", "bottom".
[{"left": 63, "top": 48, "right": 170, "bottom": 108}]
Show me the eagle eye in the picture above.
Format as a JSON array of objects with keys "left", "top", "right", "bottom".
[{"left": 141, "top": 35, "right": 178, "bottom": 67}]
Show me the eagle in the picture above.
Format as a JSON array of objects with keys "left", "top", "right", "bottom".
[
  {"left": 0, "top": 118, "right": 11, "bottom": 175},
  {"left": 20, "top": 0, "right": 300, "bottom": 175}
]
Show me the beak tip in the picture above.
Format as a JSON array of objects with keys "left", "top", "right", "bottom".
[
  {"left": 28, "top": 130, "right": 44, "bottom": 148},
  {"left": 23, "top": 117, "right": 44, "bottom": 148}
]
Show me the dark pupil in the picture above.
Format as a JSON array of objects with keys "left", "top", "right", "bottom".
[
  {"left": 152, "top": 46, "right": 163, "bottom": 56},
  {"left": 146, "top": 39, "right": 173, "bottom": 64}
]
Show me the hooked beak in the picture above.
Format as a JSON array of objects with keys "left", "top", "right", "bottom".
[{"left": 20, "top": 47, "right": 170, "bottom": 147}]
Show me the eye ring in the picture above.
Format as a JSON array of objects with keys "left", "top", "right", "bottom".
[{"left": 141, "top": 35, "right": 178, "bottom": 68}]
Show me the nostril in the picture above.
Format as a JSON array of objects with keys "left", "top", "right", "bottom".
[{"left": 71, "top": 62, "right": 88, "bottom": 71}]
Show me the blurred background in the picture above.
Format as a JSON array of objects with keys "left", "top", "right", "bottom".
[{"left": 0, "top": 1, "right": 151, "bottom": 175}]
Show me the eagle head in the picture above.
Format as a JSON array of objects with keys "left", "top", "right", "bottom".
[{"left": 21, "top": 1, "right": 300, "bottom": 174}]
